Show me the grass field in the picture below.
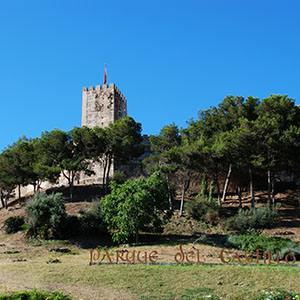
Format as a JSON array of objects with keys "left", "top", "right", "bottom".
[{"left": 0, "top": 237, "right": 299, "bottom": 300}]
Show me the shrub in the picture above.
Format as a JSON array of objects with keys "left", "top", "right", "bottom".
[
  {"left": 4, "top": 216, "right": 25, "bottom": 234},
  {"left": 234, "top": 205, "right": 279, "bottom": 233},
  {"left": 185, "top": 199, "right": 220, "bottom": 224},
  {"left": 26, "top": 192, "right": 67, "bottom": 239},
  {"left": 79, "top": 200, "right": 106, "bottom": 235},
  {"left": 102, "top": 171, "right": 172, "bottom": 244},
  {"left": 226, "top": 233, "right": 300, "bottom": 260},
  {"left": 111, "top": 170, "right": 127, "bottom": 184},
  {"left": 0, "top": 290, "right": 73, "bottom": 300}
]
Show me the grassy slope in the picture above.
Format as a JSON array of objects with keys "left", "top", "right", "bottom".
[
  {"left": 0, "top": 239, "right": 299, "bottom": 300},
  {"left": 0, "top": 189, "right": 300, "bottom": 299}
]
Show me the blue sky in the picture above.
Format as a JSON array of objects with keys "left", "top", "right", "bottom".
[{"left": 0, "top": 0, "right": 299, "bottom": 151}]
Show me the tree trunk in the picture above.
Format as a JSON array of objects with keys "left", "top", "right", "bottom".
[
  {"left": 37, "top": 181, "right": 41, "bottom": 192},
  {"left": 105, "top": 156, "right": 112, "bottom": 194},
  {"left": 249, "top": 167, "right": 255, "bottom": 208},
  {"left": 271, "top": 175, "right": 275, "bottom": 206},
  {"left": 267, "top": 168, "right": 271, "bottom": 205},
  {"left": 102, "top": 157, "right": 108, "bottom": 189},
  {"left": 179, "top": 174, "right": 190, "bottom": 216},
  {"left": 214, "top": 174, "right": 221, "bottom": 207},
  {"left": 165, "top": 174, "right": 173, "bottom": 210},
  {"left": 4, "top": 194, "right": 9, "bottom": 209},
  {"left": 18, "top": 184, "right": 21, "bottom": 205},
  {"left": 298, "top": 178, "right": 300, "bottom": 208},
  {"left": 237, "top": 185, "right": 242, "bottom": 208},
  {"left": 68, "top": 171, "right": 74, "bottom": 201},
  {"left": 221, "top": 164, "right": 232, "bottom": 203},
  {"left": 0, "top": 191, "right": 5, "bottom": 209}
]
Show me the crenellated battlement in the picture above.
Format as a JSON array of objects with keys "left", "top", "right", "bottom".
[{"left": 83, "top": 83, "right": 126, "bottom": 103}]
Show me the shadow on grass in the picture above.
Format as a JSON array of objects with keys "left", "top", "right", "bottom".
[{"left": 65, "top": 232, "right": 229, "bottom": 250}]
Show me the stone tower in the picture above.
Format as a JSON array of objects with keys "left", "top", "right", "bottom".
[
  {"left": 82, "top": 83, "right": 127, "bottom": 128},
  {"left": 80, "top": 82, "right": 127, "bottom": 184}
]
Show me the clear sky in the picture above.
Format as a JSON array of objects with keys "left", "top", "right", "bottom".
[{"left": 0, "top": 0, "right": 299, "bottom": 151}]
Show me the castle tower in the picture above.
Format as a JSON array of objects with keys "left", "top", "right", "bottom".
[
  {"left": 80, "top": 82, "right": 127, "bottom": 185},
  {"left": 82, "top": 83, "right": 127, "bottom": 128}
]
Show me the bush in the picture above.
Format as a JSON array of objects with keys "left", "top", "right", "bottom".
[
  {"left": 102, "top": 171, "right": 172, "bottom": 244},
  {"left": 185, "top": 199, "right": 220, "bottom": 224},
  {"left": 226, "top": 233, "right": 300, "bottom": 260},
  {"left": 26, "top": 192, "right": 67, "bottom": 239},
  {"left": 234, "top": 205, "right": 279, "bottom": 233},
  {"left": 111, "top": 170, "right": 127, "bottom": 184},
  {"left": 0, "top": 290, "right": 73, "bottom": 300},
  {"left": 79, "top": 200, "right": 106, "bottom": 235},
  {"left": 4, "top": 216, "right": 25, "bottom": 234}
]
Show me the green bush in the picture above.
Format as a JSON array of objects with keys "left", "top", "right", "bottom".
[
  {"left": 26, "top": 192, "right": 67, "bottom": 239},
  {"left": 226, "top": 233, "right": 300, "bottom": 260},
  {"left": 185, "top": 199, "right": 220, "bottom": 224},
  {"left": 79, "top": 200, "right": 107, "bottom": 235},
  {"left": 0, "top": 289, "right": 73, "bottom": 300},
  {"left": 4, "top": 216, "right": 25, "bottom": 234},
  {"left": 102, "top": 171, "right": 172, "bottom": 244},
  {"left": 234, "top": 205, "right": 279, "bottom": 233},
  {"left": 111, "top": 170, "right": 127, "bottom": 184}
]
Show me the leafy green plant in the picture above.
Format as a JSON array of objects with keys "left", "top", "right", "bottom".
[
  {"left": 102, "top": 171, "right": 172, "bottom": 244},
  {"left": 234, "top": 205, "right": 279, "bottom": 233},
  {"left": 4, "top": 216, "right": 25, "bottom": 234},
  {"left": 111, "top": 170, "right": 127, "bottom": 184},
  {"left": 0, "top": 289, "right": 73, "bottom": 300},
  {"left": 185, "top": 199, "right": 220, "bottom": 224},
  {"left": 226, "top": 233, "right": 300, "bottom": 259},
  {"left": 26, "top": 192, "right": 67, "bottom": 239}
]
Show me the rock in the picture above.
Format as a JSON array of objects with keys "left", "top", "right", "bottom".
[
  {"left": 12, "top": 258, "right": 27, "bottom": 262},
  {"left": 49, "top": 248, "right": 71, "bottom": 253},
  {"left": 47, "top": 258, "right": 61, "bottom": 264},
  {"left": 273, "top": 230, "right": 294, "bottom": 235},
  {"left": 3, "top": 250, "right": 21, "bottom": 254},
  {"left": 234, "top": 282, "right": 249, "bottom": 286}
]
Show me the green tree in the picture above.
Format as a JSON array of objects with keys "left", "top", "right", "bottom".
[
  {"left": 0, "top": 150, "right": 17, "bottom": 208},
  {"left": 39, "top": 127, "right": 95, "bottom": 199},
  {"left": 145, "top": 123, "right": 181, "bottom": 210},
  {"left": 98, "top": 116, "right": 143, "bottom": 192},
  {"left": 101, "top": 171, "right": 171, "bottom": 243}
]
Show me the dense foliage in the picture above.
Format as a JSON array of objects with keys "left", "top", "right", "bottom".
[
  {"left": 26, "top": 192, "right": 67, "bottom": 239},
  {"left": 4, "top": 216, "right": 25, "bottom": 234},
  {"left": 233, "top": 205, "right": 279, "bottom": 233},
  {"left": 0, "top": 116, "right": 143, "bottom": 205},
  {"left": 226, "top": 233, "right": 300, "bottom": 260},
  {"left": 102, "top": 171, "right": 172, "bottom": 243}
]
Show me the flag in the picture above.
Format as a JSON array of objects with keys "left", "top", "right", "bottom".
[{"left": 104, "top": 64, "right": 107, "bottom": 85}]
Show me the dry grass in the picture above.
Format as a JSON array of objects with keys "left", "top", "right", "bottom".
[{"left": 0, "top": 235, "right": 299, "bottom": 300}]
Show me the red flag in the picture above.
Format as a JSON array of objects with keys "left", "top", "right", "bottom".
[{"left": 104, "top": 64, "right": 107, "bottom": 85}]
